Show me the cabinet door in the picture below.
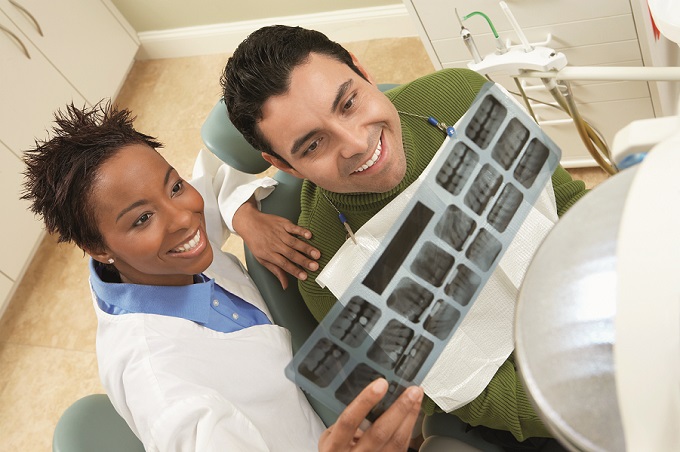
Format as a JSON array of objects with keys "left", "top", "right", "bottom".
[
  {"left": 1, "top": 0, "right": 138, "bottom": 104},
  {"left": 0, "top": 141, "right": 44, "bottom": 282},
  {"left": 0, "top": 12, "right": 87, "bottom": 156}
]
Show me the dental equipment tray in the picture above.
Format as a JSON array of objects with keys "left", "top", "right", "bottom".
[{"left": 285, "top": 81, "right": 561, "bottom": 420}]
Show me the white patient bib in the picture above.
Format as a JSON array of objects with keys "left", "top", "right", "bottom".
[{"left": 317, "top": 159, "right": 558, "bottom": 411}]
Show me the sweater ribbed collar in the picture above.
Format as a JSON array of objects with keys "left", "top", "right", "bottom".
[{"left": 318, "top": 123, "right": 419, "bottom": 213}]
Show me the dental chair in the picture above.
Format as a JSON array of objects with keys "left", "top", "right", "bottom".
[{"left": 52, "top": 394, "right": 144, "bottom": 452}]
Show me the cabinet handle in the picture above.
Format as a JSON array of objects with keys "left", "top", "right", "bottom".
[
  {"left": 8, "top": 0, "right": 43, "bottom": 36},
  {"left": 0, "top": 24, "right": 30, "bottom": 59}
]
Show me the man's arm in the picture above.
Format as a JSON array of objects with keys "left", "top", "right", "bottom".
[
  {"left": 552, "top": 165, "right": 589, "bottom": 217},
  {"left": 448, "top": 356, "right": 550, "bottom": 441},
  {"left": 193, "top": 148, "right": 321, "bottom": 288}
]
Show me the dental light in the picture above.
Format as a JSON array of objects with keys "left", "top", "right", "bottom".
[
  {"left": 647, "top": 0, "right": 680, "bottom": 46},
  {"left": 514, "top": 106, "right": 680, "bottom": 451}
]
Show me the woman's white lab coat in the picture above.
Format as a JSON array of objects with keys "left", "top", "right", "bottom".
[{"left": 92, "top": 150, "right": 325, "bottom": 451}]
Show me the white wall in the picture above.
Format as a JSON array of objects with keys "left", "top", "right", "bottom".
[
  {"left": 110, "top": 1, "right": 418, "bottom": 59},
  {"left": 111, "top": 0, "right": 399, "bottom": 32},
  {"left": 630, "top": 0, "right": 680, "bottom": 116}
]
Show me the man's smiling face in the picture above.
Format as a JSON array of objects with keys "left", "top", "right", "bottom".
[{"left": 257, "top": 53, "right": 406, "bottom": 194}]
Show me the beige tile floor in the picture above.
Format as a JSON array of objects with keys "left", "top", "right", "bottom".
[{"left": 0, "top": 36, "right": 607, "bottom": 451}]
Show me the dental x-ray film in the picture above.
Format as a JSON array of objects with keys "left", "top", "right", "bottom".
[{"left": 285, "top": 82, "right": 561, "bottom": 420}]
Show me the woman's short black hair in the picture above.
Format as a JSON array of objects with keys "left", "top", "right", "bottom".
[{"left": 22, "top": 101, "right": 162, "bottom": 253}]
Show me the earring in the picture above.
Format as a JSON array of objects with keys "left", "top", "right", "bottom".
[{"left": 107, "top": 258, "right": 114, "bottom": 264}]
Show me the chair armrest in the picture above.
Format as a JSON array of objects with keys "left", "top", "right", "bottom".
[{"left": 53, "top": 394, "right": 144, "bottom": 452}]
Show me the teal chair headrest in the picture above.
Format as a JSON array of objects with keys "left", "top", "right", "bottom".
[{"left": 200, "top": 98, "right": 271, "bottom": 174}]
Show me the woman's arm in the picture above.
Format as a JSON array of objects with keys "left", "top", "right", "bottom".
[
  {"left": 233, "top": 197, "right": 320, "bottom": 289},
  {"left": 192, "top": 148, "right": 320, "bottom": 289}
]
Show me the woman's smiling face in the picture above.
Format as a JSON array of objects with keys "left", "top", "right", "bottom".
[{"left": 89, "top": 143, "right": 213, "bottom": 286}]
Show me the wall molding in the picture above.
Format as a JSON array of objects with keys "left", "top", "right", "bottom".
[{"left": 136, "top": 4, "right": 416, "bottom": 60}]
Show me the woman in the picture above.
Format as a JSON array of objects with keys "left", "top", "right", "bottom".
[{"left": 21, "top": 102, "right": 422, "bottom": 452}]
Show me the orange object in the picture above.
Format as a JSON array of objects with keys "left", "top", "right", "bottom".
[{"left": 649, "top": 1, "right": 661, "bottom": 40}]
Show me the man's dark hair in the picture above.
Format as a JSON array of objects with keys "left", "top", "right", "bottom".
[
  {"left": 22, "top": 101, "right": 162, "bottom": 253},
  {"left": 221, "top": 25, "right": 366, "bottom": 159}
]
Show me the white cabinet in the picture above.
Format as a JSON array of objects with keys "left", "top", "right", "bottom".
[
  {"left": 0, "top": 11, "right": 87, "bottom": 156},
  {"left": 0, "top": 140, "right": 44, "bottom": 282},
  {"left": 0, "top": 0, "right": 138, "bottom": 106},
  {"left": 0, "top": 0, "right": 138, "bottom": 316},
  {"left": 403, "top": 0, "right": 659, "bottom": 167}
]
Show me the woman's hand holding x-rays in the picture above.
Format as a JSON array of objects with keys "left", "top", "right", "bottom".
[{"left": 319, "top": 379, "right": 424, "bottom": 452}]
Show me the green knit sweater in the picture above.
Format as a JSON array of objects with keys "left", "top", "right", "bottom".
[{"left": 297, "top": 68, "right": 588, "bottom": 441}]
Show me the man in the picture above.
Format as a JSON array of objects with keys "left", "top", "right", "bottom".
[{"left": 222, "top": 25, "right": 587, "bottom": 444}]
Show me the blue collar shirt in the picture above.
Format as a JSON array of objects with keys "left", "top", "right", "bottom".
[{"left": 89, "top": 260, "right": 271, "bottom": 334}]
